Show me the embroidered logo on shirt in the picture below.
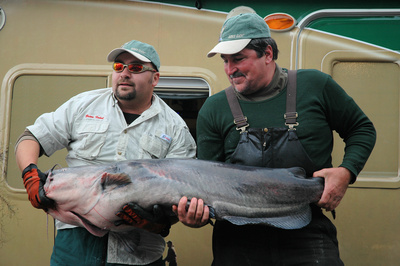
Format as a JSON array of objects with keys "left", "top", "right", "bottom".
[
  {"left": 85, "top": 114, "right": 104, "bottom": 120},
  {"left": 160, "top": 134, "right": 172, "bottom": 144}
]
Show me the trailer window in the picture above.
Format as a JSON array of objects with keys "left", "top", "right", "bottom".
[
  {"left": 330, "top": 61, "right": 400, "bottom": 183},
  {"left": 154, "top": 77, "right": 209, "bottom": 140}
]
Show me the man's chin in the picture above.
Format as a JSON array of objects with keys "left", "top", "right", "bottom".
[
  {"left": 232, "top": 85, "right": 247, "bottom": 94},
  {"left": 115, "top": 90, "right": 136, "bottom": 101}
]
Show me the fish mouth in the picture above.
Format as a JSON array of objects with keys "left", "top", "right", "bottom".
[{"left": 71, "top": 211, "right": 109, "bottom": 237}]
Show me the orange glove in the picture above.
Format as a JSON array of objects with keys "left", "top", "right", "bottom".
[
  {"left": 22, "top": 164, "right": 54, "bottom": 210},
  {"left": 115, "top": 203, "right": 171, "bottom": 237}
]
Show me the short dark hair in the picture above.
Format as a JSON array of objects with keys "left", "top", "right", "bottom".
[{"left": 245, "top": 38, "right": 279, "bottom": 60}]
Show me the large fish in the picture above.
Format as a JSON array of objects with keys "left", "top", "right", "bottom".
[{"left": 44, "top": 159, "right": 324, "bottom": 237}]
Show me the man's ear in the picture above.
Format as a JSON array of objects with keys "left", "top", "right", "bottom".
[
  {"left": 264, "top": 45, "right": 274, "bottom": 64},
  {"left": 152, "top": 72, "right": 160, "bottom": 87}
]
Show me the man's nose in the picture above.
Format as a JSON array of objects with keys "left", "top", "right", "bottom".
[
  {"left": 120, "top": 65, "right": 131, "bottom": 77},
  {"left": 225, "top": 61, "right": 238, "bottom": 77}
]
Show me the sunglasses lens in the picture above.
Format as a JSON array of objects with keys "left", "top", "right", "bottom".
[
  {"left": 113, "top": 63, "right": 124, "bottom": 72},
  {"left": 113, "top": 63, "right": 151, "bottom": 73},
  {"left": 128, "top": 64, "right": 144, "bottom": 73}
]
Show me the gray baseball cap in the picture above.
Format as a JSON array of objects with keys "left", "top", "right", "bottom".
[{"left": 107, "top": 40, "right": 160, "bottom": 71}]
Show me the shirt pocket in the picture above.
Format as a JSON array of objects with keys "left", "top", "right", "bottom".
[
  {"left": 140, "top": 132, "right": 171, "bottom": 159},
  {"left": 75, "top": 121, "right": 109, "bottom": 160}
]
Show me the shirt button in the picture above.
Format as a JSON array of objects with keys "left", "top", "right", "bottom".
[
  {"left": 124, "top": 130, "right": 128, "bottom": 134},
  {"left": 118, "top": 152, "right": 122, "bottom": 155}
]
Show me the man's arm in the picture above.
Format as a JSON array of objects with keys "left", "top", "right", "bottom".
[
  {"left": 313, "top": 74, "right": 377, "bottom": 211},
  {"left": 15, "top": 138, "right": 41, "bottom": 171},
  {"left": 15, "top": 137, "right": 54, "bottom": 210}
]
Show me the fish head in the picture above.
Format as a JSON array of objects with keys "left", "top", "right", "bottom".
[
  {"left": 43, "top": 166, "right": 110, "bottom": 235},
  {"left": 44, "top": 166, "right": 104, "bottom": 213},
  {"left": 44, "top": 166, "right": 134, "bottom": 236}
]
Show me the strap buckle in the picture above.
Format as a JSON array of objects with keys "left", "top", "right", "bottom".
[
  {"left": 285, "top": 122, "right": 299, "bottom": 131},
  {"left": 284, "top": 112, "right": 298, "bottom": 120},
  {"left": 284, "top": 112, "right": 299, "bottom": 131},
  {"left": 234, "top": 116, "right": 249, "bottom": 134}
]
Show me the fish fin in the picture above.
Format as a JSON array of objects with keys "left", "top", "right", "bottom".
[
  {"left": 331, "top": 209, "right": 336, "bottom": 219},
  {"left": 223, "top": 205, "right": 312, "bottom": 230},
  {"left": 45, "top": 164, "right": 62, "bottom": 175},
  {"left": 208, "top": 206, "right": 216, "bottom": 226},
  {"left": 208, "top": 206, "right": 216, "bottom": 219},
  {"left": 101, "top": 172, "right": 132, "bottom": 191},
  {"left": 286, "top": 167, "right": 307, "bottom": 178}
]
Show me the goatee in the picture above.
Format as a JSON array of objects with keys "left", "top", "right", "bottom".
[{"left": 115, "top": 88, "right": 136, "bottom": 101}]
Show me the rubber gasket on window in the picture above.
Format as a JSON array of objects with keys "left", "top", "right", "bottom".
[{"left": 0, "top": 7, "right": 5, "bottom": 31}]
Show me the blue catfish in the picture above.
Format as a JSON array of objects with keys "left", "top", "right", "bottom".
[{"left": 44, "top": 159, "right": 324, "bottom": 237}]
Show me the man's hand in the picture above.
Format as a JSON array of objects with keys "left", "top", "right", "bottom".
[
  {"left": 173, "top": 197, "right": 209, "bottom": 228},
  {"left": 22, "top": 163, "right": 54, "bottom": 210},
  {"left": 313, "top": 167, "right": 352, "bottom": 211},
  {"left": 115, "top": 203, "right": 171, "bottom": 237}
]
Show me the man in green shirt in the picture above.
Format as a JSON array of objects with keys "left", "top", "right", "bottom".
[{"left": 175, "top": 12, "right": 376, "bottom": 265}]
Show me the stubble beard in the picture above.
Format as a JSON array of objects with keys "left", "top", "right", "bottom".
[
  {"left": 115, "top": 79, "right": 136, "bottom": 101},
  {"left": 232, "top": 80, "right": 254, "bottom": 95},
  {"left": 230, "top": 72, "right": 251, "bottom": 95},
  {"left": 115, "top": 88, "right": 136, "bottom": 101}
]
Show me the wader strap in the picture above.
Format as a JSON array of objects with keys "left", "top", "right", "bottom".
[
  {"left": 285, "top": 70, "right": 298, "bottom": 130},
  {"left": 225, "top": 86, "right": 249, "bottom": 133},
  {"left": 225, "top": 69, "right": 298, "bottom": 132}
]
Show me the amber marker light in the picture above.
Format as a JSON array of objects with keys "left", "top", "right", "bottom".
[{"left": 264, "top": 13, "right": 296, "bottom": 31}]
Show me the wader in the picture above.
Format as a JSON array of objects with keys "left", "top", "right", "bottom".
[{"left": 211, "top": 71, "right": 344, "bottom": 266}]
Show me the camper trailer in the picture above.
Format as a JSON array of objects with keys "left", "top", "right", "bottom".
[{"left": 1, "top": 0, "right": 400, "bottom": 265}]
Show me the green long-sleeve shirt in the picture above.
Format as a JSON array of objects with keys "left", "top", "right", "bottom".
[{"left": 197, "top": 69, "right": 376, "bottom": 180}]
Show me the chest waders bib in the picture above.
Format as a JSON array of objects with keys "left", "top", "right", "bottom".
[
  {"left": 227, "top": 70, "right": 317, "bottom": 176},
  {"left": 211, "top": 70, "right": 343, "bottom": 266}
]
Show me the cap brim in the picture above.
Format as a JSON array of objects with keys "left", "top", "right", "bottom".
[
  {"left": 107, "top": 48, "right": 151, "bottom": 63},
  {"left": 207, "top": 39, "right": 251, "bottom": 57}
]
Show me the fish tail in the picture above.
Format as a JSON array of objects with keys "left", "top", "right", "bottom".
[{"left": 331, "top": 209, "right": 336, "bottom": 219}]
